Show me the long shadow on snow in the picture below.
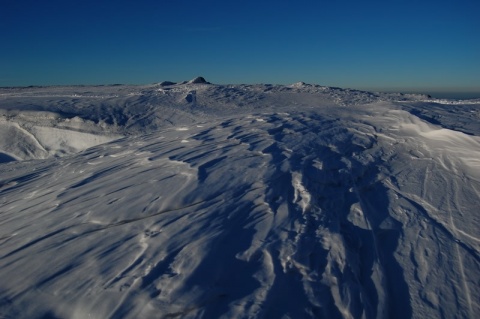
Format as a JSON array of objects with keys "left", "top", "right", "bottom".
[
  {"left": 263, "top": 144, "right": 342, "bottom": 318},
  {"left": 261, "top": 111, "right": 412, "bottom": 318},
  {"left": 354, "top": 174, "right": 413, "bottom": 319}
]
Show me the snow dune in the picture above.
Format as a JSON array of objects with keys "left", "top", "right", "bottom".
[{"left": 0, "top": 81, "right": 479, "bottom": 318}]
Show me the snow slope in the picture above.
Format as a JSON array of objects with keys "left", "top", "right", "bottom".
[{"left": 0, "top": 81, "right": 479, "bottom": 318}]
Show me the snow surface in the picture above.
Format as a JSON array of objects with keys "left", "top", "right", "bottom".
[{"left": 0, "top": 80, "right": 479, "bottom": 318}]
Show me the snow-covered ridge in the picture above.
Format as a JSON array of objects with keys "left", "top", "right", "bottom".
[
  {"left": 420, "top": 98, "right": 480, "bottom": 105},
  {"left": 3, "top": 79, "right": 474, "bottom": 162},
  {"left": 0, "top": 79, "right": 479, "bottom": 318}
]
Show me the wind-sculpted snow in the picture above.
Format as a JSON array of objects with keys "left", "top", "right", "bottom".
[
  {"left": 0, "top": 82, "right": 479, "bottom": 318},
  {"left": 0, "top": 82, "right": 433, "bottom": 162}
]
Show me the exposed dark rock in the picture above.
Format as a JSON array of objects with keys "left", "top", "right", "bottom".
[{"left": 189, "top": 77, "right": 209, "bottom": 84}]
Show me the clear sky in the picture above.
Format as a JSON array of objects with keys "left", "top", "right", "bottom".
[{"left": 1, "top": 0, "right": 479, "bottom": 97}]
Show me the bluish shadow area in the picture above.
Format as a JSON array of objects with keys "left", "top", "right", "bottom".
[
  {"left": 360, "top": 182, "right": 413, "bottom": 319},
  {"left": 290, "top": 110, "right": 412, "bottom": 318},
  {"left": 403, "top": 102, "right": 480, "bottom": 136},
  {"left": 0, "top": 153, "right": 16, "bottom": 164}
]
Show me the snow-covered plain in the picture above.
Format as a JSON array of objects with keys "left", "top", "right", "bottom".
[{"left": 0, "top": 79, "right": 479, "bottom": 318}]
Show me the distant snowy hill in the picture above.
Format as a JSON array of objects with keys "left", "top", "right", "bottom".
[{"left": 0, "top": 80, "right": 479, "bottom": 318}]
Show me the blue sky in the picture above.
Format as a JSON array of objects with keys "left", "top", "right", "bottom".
[{"left": 1, "top": 0, "right": 479, "bottom": 96}]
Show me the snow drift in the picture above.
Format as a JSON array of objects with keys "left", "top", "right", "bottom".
[{"left": 0, "top": 80, "right": 479, "bottom": 318}]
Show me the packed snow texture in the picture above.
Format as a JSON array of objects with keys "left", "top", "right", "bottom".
[{"left": 0, "top": 81, "right": 479, "bottom": 318}]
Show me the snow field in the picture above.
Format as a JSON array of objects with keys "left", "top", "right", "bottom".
[{"left": 0, "top": 82, "right": 479, "bottom": 318}]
